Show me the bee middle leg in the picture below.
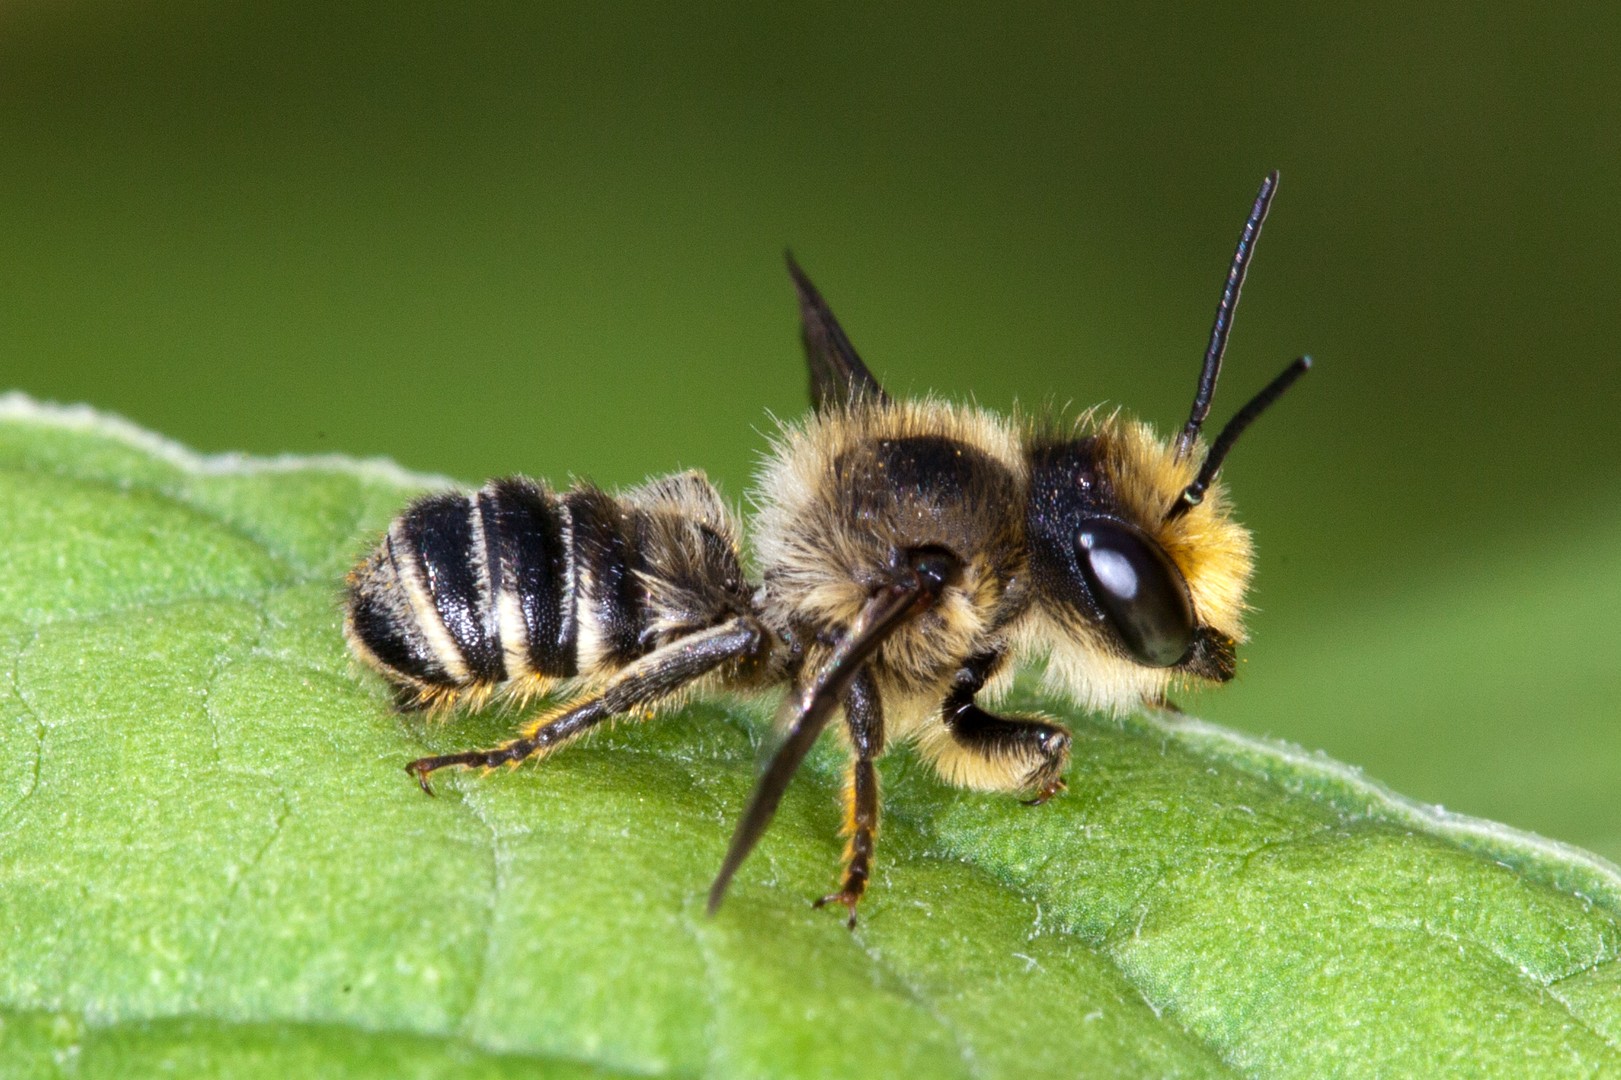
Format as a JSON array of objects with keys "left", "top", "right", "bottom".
[
  {"left": 406, "top": 616, "right": 765, "bottom": 793},
  {"left": 706, "top": 546, "right": 958, "bottom": 918},
  {"left": 813, "top": 667, "right": 884, "bottom": 928}
]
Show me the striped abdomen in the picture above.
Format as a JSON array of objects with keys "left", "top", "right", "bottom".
[
  {"left": 344, "top": 472, "right": 751, "bottom": 710},
  {"left": 345, "top": 477, "right": 636, "bottom": 707}
]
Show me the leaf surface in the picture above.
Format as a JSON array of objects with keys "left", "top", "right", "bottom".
[{"left": 1, "top": 395, "right": 1617, "bottom": 1078}]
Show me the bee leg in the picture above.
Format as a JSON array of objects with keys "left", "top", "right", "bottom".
[
  {"left": 942, "top": 701, "right": 1071, "bottom": 803},
  {"left": 405, "top": 700, "right": 605, "bottom": 795},
  {"left": 922, "top": 651, "right": 1072, "bottom": 802},
  {"left": 405, "top": 616, "right": 765, "bottom": 794},
  {"left": 814, "top": 668, "right": 884, "bottom": 929},
  {"left": 708, "top": 547, "right": 957, "bottom": 915}
]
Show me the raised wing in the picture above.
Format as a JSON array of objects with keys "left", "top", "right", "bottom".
[{"left": 785, "top": 252, "right": 891, "bottom": 411}]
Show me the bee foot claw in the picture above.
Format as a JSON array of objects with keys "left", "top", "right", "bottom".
[
  {"left": 813, "top": 890, "right": 863, "bottom": 929},
  {"left": 405, "top": 759, "right": 438, "bottom": 796},
  {"left": 1022, "top": 777, "right": 1067, "bottom": 806}
]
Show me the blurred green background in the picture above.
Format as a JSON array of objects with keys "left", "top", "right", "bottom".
[{"left": 2, "top": 4, "right": 1617, "bottom": 860}]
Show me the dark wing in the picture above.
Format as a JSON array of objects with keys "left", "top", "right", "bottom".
[{"left": 785, "top": 252, "right": 891, "bottom": 411}]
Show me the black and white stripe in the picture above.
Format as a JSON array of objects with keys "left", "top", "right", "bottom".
[
  {"left": 345, "top": 476, "right": 653, "bottom": 698},
  {"left": 563, "top": 487, "right": 647, "bottom": 672},
  {"left": 479, "top": 477, "right": 577, "bottom": 679}
]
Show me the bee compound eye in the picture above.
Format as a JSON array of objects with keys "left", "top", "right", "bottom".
[{"left": 1075, "top": 519, "right": 1196, "bottom": 667}]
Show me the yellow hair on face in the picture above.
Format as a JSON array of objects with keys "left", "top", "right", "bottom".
[
  {"left": 1098, "top": 416, "right": 1254, "bottom": 645},
  {"left": 1011, "top": 411, "right": 1257, "bottom": 715}
]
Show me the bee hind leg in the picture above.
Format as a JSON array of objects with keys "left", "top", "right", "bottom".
[
  {"left": 406, "top": 616, "right": 765, "bottom": 794},
  {"left": 405, "top": 701, "right": 605, "bottom": 794}
]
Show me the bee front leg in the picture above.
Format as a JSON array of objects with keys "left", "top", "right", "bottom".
[
  {"left": 920, "top": 651, "right": 1072, "bottom": 802},
  {"left": 814, "top": 666, "right": 884, "bottom": 929},
  {"left": 936, "top": 701, "right": 1071, "bottom": 802}
]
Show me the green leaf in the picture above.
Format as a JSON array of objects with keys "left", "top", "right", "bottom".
[{"left": 0, "top": 393, "right": 1617, "bottom": 1079}]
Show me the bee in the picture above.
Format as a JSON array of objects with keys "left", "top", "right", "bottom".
[{"left": 343, "top": 173, "right": 1309, "bottom": 926}]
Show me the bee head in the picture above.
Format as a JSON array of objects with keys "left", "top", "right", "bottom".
[
  {"left": 1023, "top": 171, "right": 1309, "bottom": 710},
  {"left": 1025, "top": 418, "right": 1249, "bottom": 707}
]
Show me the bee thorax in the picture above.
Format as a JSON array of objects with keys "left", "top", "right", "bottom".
[{"left": 752, "top": 402, "right": 1030, "bottom": 698}]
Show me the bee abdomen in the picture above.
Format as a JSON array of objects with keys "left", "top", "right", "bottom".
[
  {"left": 343, "top": 492, "right": 508, "bottom": 701},
  {"left": 345, "top": 541, "right": 459, "bottom": 692},
  {"left": 400, "top": 492, "right": 507, "bottom": 683},
  {"left": 345, "top": 476, "right": 665, "bottom": 707},
  {"left": 563, "top": 486, "right": 647, "bottom": 672},
  {"left": 480, "top": 477, "right": 578, "bottom": 680}
]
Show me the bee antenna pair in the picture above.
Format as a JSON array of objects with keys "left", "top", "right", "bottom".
[{"left": 1168, "top": 170, "right": 1310, "bottom": 522}]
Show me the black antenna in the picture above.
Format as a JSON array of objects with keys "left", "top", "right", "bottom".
[
  {"left": 1167, "top": 356, "right": 1311, "bottom": 521},
  {"left": 1175, "top": 171, "right": 1279, "bottom": 461}
]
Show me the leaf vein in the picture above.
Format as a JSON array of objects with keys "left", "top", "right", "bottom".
[{"left": 0, "top": 626, "right": 46, "bottom": 839}]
